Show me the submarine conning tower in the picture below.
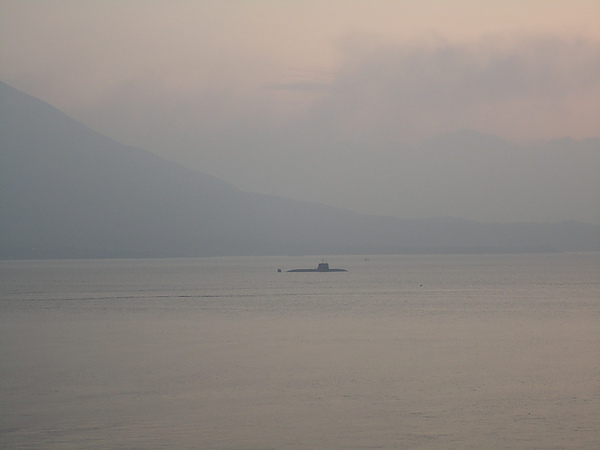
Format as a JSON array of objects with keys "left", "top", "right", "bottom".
[{"left": 317, "top": 262, "right": 330, "bottom": 271}]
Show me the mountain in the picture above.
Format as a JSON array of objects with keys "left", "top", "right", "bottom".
[
  {"left": 0, "top": 81, "right": 406, "bottom": 258},
  {"left": 1, "top": 81, "right": 598, "bottom": 259}
]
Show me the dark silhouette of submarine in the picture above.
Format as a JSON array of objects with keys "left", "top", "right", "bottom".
[{"left": 287, "top": 262, "right": 347, "bottom": 272}]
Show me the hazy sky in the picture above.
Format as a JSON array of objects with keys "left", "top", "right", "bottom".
[{"left": 1, "top": 1, "right": 599, "bottom": 223}]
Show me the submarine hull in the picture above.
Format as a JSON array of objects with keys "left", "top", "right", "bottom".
[
  {"left": 287, "top": 262, "right": 346, "bottom": 272},
  {"left": 287, "top": 268, "right": 347, "bottom": 272}
]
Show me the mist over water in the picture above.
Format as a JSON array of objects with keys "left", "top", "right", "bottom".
[{"left": 1, "top": 253, "right": 598, "bottom": 449}]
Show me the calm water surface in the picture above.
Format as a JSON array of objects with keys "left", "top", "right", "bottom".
[{"left": 1, "top": 253, "right": 599, "bottom": 449}]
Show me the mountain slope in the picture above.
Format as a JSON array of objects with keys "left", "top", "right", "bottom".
[
  {"left": 1, "top": 81, "right": 598, "bottom": 258},
  {"left": 0, "top": 81, "right": 407, "bottom": 258}
]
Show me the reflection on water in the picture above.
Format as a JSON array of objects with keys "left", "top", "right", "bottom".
[{"left": 1, "top": 254, "right": 599, "bottom": 448}]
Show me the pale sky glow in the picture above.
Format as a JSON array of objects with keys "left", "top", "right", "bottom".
[
  {"left": 2, "top": 0, "right": 599, "bottom": 133},
  {"left": 1, "top": 1, "right": 599, "bottom": 223}
]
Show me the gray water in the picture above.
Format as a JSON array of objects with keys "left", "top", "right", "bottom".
[{"left": 1, "top": 253, "right": 598, "bottom": 449}]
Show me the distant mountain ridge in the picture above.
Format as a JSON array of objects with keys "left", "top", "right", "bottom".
[{"left": 1, "top": 81, "right": 598, "bottom": 259}]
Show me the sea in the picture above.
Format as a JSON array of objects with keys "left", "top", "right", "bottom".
[{"left": 1, "top": 253, "right": 598, "bottom": 449}]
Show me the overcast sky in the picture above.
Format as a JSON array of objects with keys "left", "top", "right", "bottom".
[{"left": 1, "top": 1, "right": 599, "bottom": 224}]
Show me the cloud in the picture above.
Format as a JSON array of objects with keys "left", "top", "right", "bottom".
[
  {"left": 308, "top": 34, "right": 600, "bottom": 142},
  {"left": 264, "top": 81, "right": 330, "bottom": 93},
  {"left": 80, "top": 33, "right": 600, "bottom": 147}
]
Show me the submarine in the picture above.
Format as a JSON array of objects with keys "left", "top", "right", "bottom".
[{"left": 287, "top": 262, "right": 347, "bottom": 272}]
